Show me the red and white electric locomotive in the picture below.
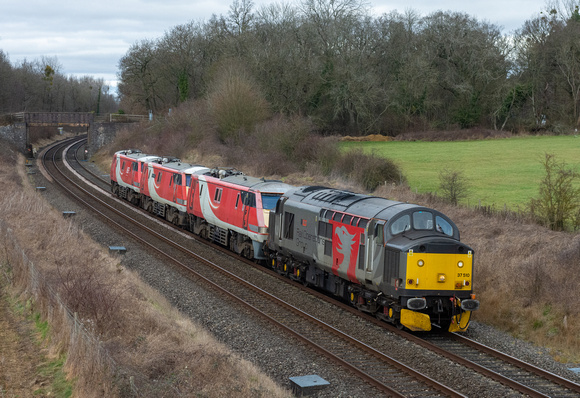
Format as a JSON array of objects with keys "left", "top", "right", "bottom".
[
  {"left": 110, "top": 149, "right": 161, "bottom": 204},
  {"left": 141, "top": 156, "right": 209, "bottom": 226},
  {"left": 187, "top": 168, "right": 293, "bottom": 259}
]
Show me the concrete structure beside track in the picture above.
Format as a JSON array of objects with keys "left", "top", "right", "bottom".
[{"left": 0, "top": 112, "right": 136, "bottom": 157}]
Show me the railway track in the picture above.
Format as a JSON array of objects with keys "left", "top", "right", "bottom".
[{"left": 38, "top": 136, "right": 580, "bottom": 397}]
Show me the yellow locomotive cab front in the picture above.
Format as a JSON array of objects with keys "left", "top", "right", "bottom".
[{"left": 405, "top": 250, "right": 473, "bottom": 291}]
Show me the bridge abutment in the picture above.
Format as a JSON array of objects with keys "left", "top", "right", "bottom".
[
  {"left": 88, "top": 122, "right": 125, "bottom": 156},
  {"left": 0, "top": 123, "right": 27, "bottom": 153}
]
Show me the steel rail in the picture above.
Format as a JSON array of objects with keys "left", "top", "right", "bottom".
[{"left": 447, "top": 331, "right": 580, "bottom": 393}]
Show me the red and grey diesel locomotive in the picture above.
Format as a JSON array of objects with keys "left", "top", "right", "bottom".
[{"left": 110, "top": 149, "right": 479, "bottom": 332}]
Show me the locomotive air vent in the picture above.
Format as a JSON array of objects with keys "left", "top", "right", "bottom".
[{"left": 302, "top": 186, "right": 327, "bottom": 193}]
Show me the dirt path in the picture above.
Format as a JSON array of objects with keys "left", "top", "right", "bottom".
[{"left": 0, "top": 287, "right": 51, "bottom": 397}]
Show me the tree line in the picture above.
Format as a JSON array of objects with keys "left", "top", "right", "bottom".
[
  {"left": 117, "top": 0, "right": 580, "bottom": 135},
  {"left": 0, "top": 52, "right": 118, "bottom": 115}
]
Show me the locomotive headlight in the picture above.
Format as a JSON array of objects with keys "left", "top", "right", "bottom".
[
  {"left": 437, "top": 273, "right": 446, "bottom": 283},
  {"left": 457, "top": 261, "right": 464, "bottom": 268},
  {"left": 417, "top": 259, "right": 425, "bottom": 267}
]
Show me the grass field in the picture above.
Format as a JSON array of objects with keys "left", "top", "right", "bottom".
[{"left": 342, "top": 135, "right": 580, "bottom": 209}]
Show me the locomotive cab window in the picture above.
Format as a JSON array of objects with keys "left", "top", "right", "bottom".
[
  {"left": 436, "top": 216, "right": 453, "bottom": 236},
  {"left": 374, "top": 222, "right": 385, "bottom": 245},
  {"left": 413, "top": 211, "right": 433, "bottom": 230},
  {"left": 261, "top": 194, "right": 281, "bottom": 210},
  {"left": 240, "top": 192, "right": 256, "bottom": 208},
  {"left": 390, "top": 215, "right": 411, "bottom": 235},
  {"left": 156, "top": 171, "right": 162, "bottom": 183}
]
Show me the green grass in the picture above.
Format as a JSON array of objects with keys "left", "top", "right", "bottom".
[
  {"left": 35, "top": 356, "right": 74, "bottom": 397},
  {"left": 342, "top": 135, "right": 580, "bottom": 209}
]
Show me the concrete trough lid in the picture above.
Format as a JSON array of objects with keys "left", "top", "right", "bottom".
[
  {"left": 62, "top": 211, "right": 76, "bottom": 217},
  {"left": 109, "top": 246, "right": 127, "bottom": 254},
  {"left": 289, "top": 375, "right": 330, "bottom": 396}
]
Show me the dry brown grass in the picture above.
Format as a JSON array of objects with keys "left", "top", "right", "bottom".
[{"left": 0, "top": 143, "right": 291, "bottom": 397}]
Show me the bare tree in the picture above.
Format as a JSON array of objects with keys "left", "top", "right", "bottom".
[
  {"left": 118, "top": 39, "right": 162, "bottom": 113},
  {"left": 529, "top": 153, "right": 580, "bottom": 231},
  {"left": 438, "top": 168, "right": 471, "bottom": 205}
]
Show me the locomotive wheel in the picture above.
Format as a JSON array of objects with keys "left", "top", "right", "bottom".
[{"left": 242, "top": 243, "right": 254, "bottom": 259}]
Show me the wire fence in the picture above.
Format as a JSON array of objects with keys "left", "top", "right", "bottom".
[{"left": 0, "top": 221, "right": 131, "bottom": 396}]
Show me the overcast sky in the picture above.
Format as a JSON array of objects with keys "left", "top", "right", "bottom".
[{"left": 0, "top": 0, "right": 548, "bottom": 92}]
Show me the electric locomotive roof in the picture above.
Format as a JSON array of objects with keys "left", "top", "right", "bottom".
[
  {"left": 219, "top": 174, "right": 293, "bottom": 193},
  {"left": 136, "top": 155, "right": 162, "bottom": 162},
  {"left": 116, "top": 150, "right": 159, "bottom": 162},
  {"left": 153, "top": 160, "right": 209, "bottom": 174}
]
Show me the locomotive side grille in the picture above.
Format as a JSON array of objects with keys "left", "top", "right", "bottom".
[{"left": 384, "top": 249, "right": 400, "bottom": 282}]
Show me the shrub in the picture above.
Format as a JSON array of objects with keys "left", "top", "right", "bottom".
[
  {"left": 438, "top": 168, "right": 471, "bottom": 205},
  {"left": 528, "top": 153, "right": 580, "bottom": 231},
  {"left": 206, "top": 60, "right": 270, "bottom": 143},
  {"left": 334, "top": 149, "right": 404, "bottom": 191}
]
